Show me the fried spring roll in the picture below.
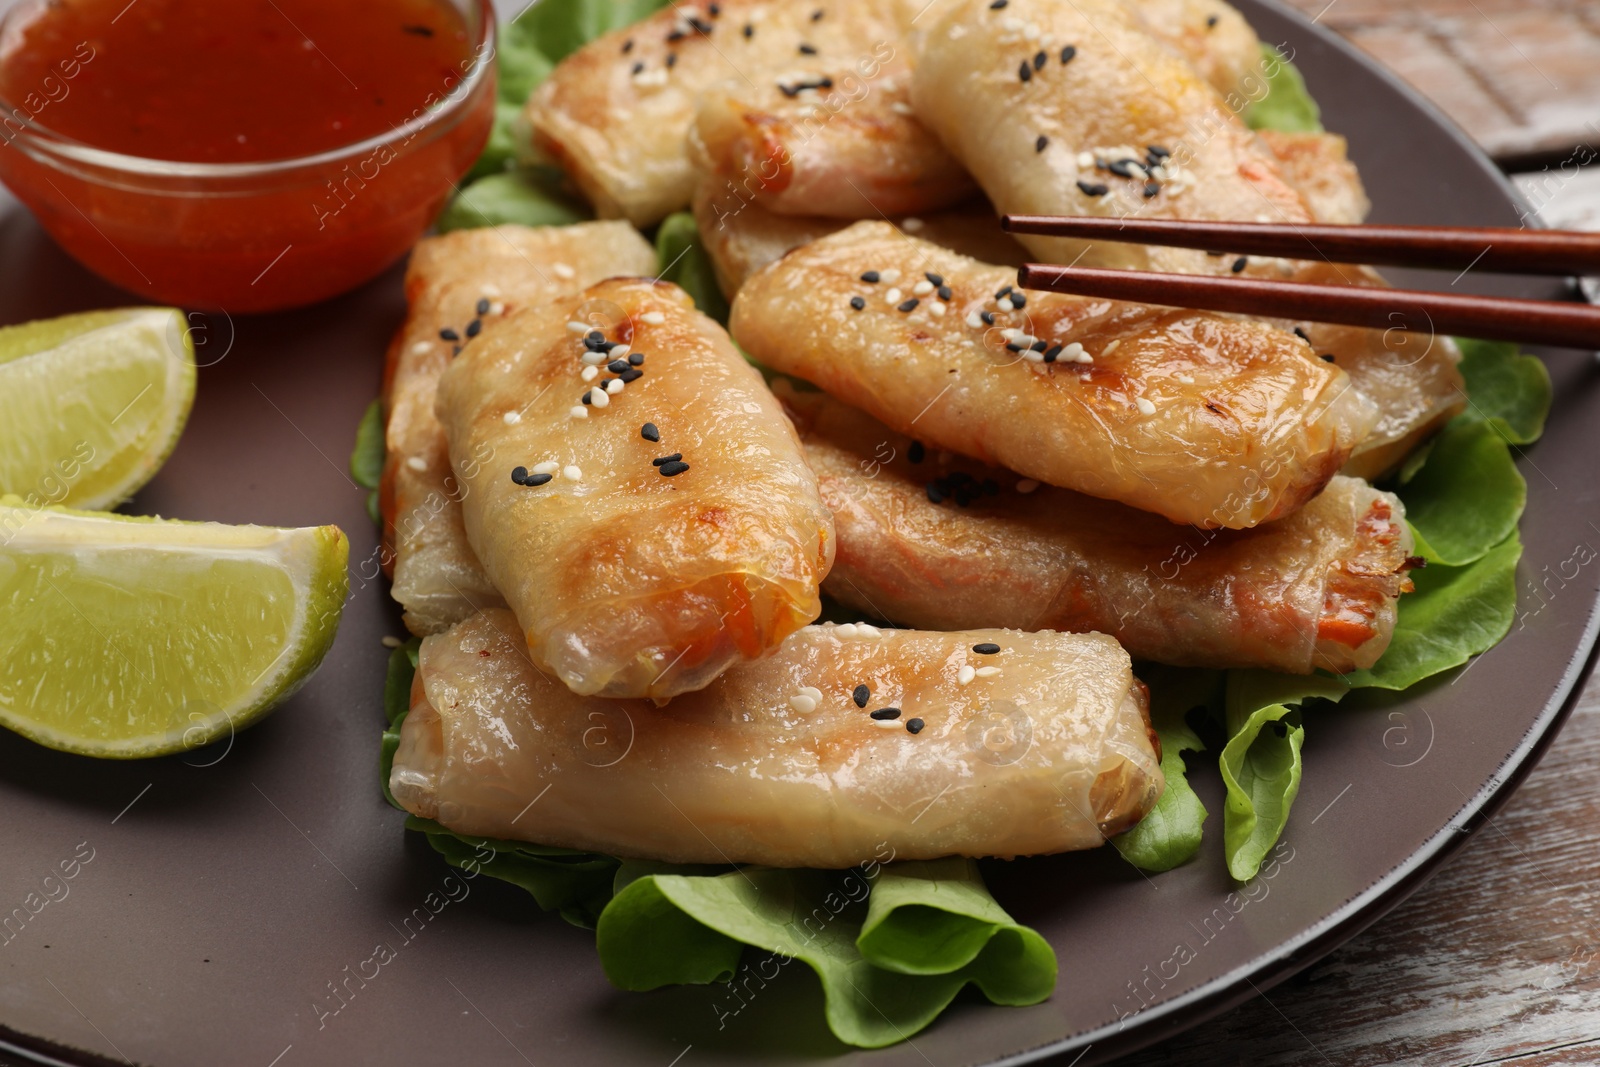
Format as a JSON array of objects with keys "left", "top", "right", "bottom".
[
  {"left": 391, "top": 609, "right": 1162, "bottom": 867},
  {"left": 911, "top": 0, "right": 1314, "bottom": 276},
  {"left": 689, "top": 66, "right": 976, "bottom": 219},
  {"left": 525, "top": 0, "right": 909, "bottom": 226},
  {"left": 1258, "top": 130, "right": 1371, "bottom": 227},
  {"left": 731, "top": 222, "right": 1376, "bottom": 529},
  {"left": 381, "top": 222, "right": 656, "bottom": 635},
  {"left": 1129, "top": 0, "right": 1264, "bottom": 100},
  {"left": 784, "top": 387, "right": 1415, "bottom": 674},
  {"left": 435, "top": 278, "right": 835, "bottom": 700}
]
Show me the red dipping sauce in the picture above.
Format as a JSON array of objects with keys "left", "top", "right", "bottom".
[{"left": 0, "top": 0, "right": 495, "bottom": 311}]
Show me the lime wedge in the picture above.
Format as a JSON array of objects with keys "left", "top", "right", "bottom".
[
  {"left": 0, "top": 308, "right": 196, "bottom": 510},
  {"left": 0, "top": 499, "right": 348, "bottom": 758}
]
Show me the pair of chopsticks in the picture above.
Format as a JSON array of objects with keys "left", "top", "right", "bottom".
[{"left": 1002, "top": 216, "right": 1600, "bottom": 350}]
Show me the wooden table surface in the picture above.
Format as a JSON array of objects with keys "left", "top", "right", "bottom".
[{"left": 1111, "top": 5, "right": 1600, "bottom": 1064}]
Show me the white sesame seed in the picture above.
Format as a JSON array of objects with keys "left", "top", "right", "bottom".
[
  {"left": 1022, "top": 349, "right": 1044, "bottom": 362},
  {"left": 609, "top": 344, "right": 630, "bottom": 358},
  {"left": 789, "top": 693, "right": 818, "bottom": 714},
  {"left": 884, "top": 287, "right": 903, "bottom": 304},
  {"left": 835, "top": 623, "right": 859, "bottom": 637},
  {"left": 590, "top": 387, "right": 610, "bottom": 409},
  {"left": 799, "top": 686, "right": 824, "bottom": 703},
  {"left": 581, "top": 365, "right": 599, "bottom": 382},
  {"left": 533, "top": 461, "right": 559, "bottom": 475},
  {"left": 1077, "top": 351, "right": 1094, "bottom": 364},
  {"left": 912, "top": 280, "right": 934, "bottom": 296},
  {"left": 1016, "top": 479, "right": 1040, "bottom": 493},
  {"left": 1077, "top": 151, "right": 1095, "bottom": 168},
  {"left": 901, "top": 217, "right": 924, "bottom": 232},
  {"left": 1176, "top": 373, "right": 1195, "bottom": 384},
  {"left": 567, "top": 321, "right": 591, "bottom": 333},
  {"left": 1103, "top": 339, "right": 1121, "bottom": 355},
  {"left": 640, "top": 311, "right": 666, "bottom": 325},
  {"left": 409, "top": 340, "right": 432, "bottom": 355},
  {"left": 958, "top": 664, "right": 976, "bottom": 685},
  {"left": 929, "top": 301, "right": 947, "bottom": 316},
  {"left": 966, "top": 311, "right": 984, "bottom": 329},
  {"left": 552, "top": 262, "right": 576, "bottom": 279},
  {"left": 563, "top": 465, "right": 582, "bottom": 481},
  {"left": 406, "top": 456, "right": 427, "bottom": 472},
  {"left": 570, "top": 406, "right": 589, "bottom": 419},
  {"left": 582, "top": 351, "right": 606, "bottom": 366},
  {"left": 606, "top": 378, "right": 624, "bottom": 394},
  {"left": 890, "top": 100, "right": 914, "bottom": 115},
  {"left": 974, "top": 666, "right": 1001, "bottom": 678},
  {"left": 879, "top": 269, "right": 901, "bottom": 284},
  {"left": 874, "top": 717, "right": 903, "bottom": 729},
  {"left": 1001, "top": 328, "right": 1022, "bottom": 341},
  {"left": 855, "top": 623, "right": 883, "bottom": 638},
  {"left": 489, "top": 302, "right": 506, "bottom": 316},
  {"left": 1136, "top": 397, "right": 1157, "bottom": 415},
  {"left": 381, "top": 635, "right": 404, "bottom": 648},
  {"left": 997, "top": 297, "right": 1015, "bottom": 311}
]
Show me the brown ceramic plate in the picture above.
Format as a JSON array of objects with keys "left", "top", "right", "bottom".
[{"left": 1, "top": 1, "right": 1597, "bottom": 1064}]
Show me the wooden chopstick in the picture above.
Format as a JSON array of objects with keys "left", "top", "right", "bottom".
[
  {"left": 1015, "top": 264, "right": 1600, "bottom": 350},
  {"left": 1001, "top": 215, "right": 1600, "bottom": 276}
]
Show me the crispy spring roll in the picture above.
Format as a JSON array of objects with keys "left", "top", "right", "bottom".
[
  {"left": 1129, "top": 0, "right": 1264, "bottom": 100},
  {"left": 381, "top": 222, "right": 656, "bottom": 635},
  {"left": 689, "top": 66, "right": 975, "bottom": 219},
  {"left": 525, "top": 0, "right": 909, "bottom": 226},
  {"left": 731, "top": 222, "right": 1376, "bottom": 529},
  {"left": 1258, "top": 130, "right": 1371, "bottom": 227},
  {"left": 911, "top": 0, "right": 1314, "bottom": 276},
  {"left": 435, "top": 278, "right": 835, "bottom": 700},
  {"left": 391, "top": 609, "right": 1162, "bottom": 867},
  {"left": 783, "top": 387, "right": 1415, "bottom": 674}
]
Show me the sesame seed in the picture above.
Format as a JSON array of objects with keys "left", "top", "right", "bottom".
[
  {"left": 532, "top": 461, "right": 558, "bottom": 475},
  {"left": 640, "top": 311, "right": 666, "bottom": 325},
  {"left": 856, "top": 623, "right": 883, "bottom": 638},
  {"left": 811, "top": 7, "right": 823, "bottom": 18},
  {"left": 465, "top": 319, "right": 482, "bottom": 338},
  {"left": 606, "top": 379, "right": 624, "bottom": 394},
  {"left": 997, "top": 297, "right": 1015, "bottom": 311},
  {"left": 570, "top": 406, "right": 588, "bottom": 419},
  {"left": 609, "top": 343, "right": 630, "bottom": 357},
  {"left": 1018, "top": 60, "right": 1032, "bottom": 82},
  {"left": 937, "top": 285, "right": 952, "bottom": 301},
  {"left": 581, "top": 365, "right": 600, "bottom": 382},
  {"left": 905, "top": 718, "right": 925, "bottom": 734},
  {"left": 929, "top": 302, "right": 947, "bottom": 316},
  {"left": 1136, "top": 397, "right": 1156, "bottom": 415},
  {"left": 901, "top": 218, "right": 924, "bottom": 232},
  {"left": 439, "top": 327, "right": 460, "bottom": 342},
  {"left": 990, "top": 0, "right": 1007, "bottom": 7},
  {"left": 582, "top": 351, "right": 606, "bottom": 366},
  {"left": 1103, "top": 339, "right": 1121, "bottom": 355},
  {"left": 836, "top": 623, "right": 859, "bottom": 637},
  {"left": 622, "top": 39, "right": 635, "bottom": 53},
  {"left": 926, "top": 483, "right": 944, "bottom": 504},
  {"left": 898, "top": 298, "right": 920, "bottom": 312},
  {"left": 659, "top": 460, "right": 690, "bottom": 477},
  {"left": 406, "top": 456, "right": 427, "bottom": 472},
  {"left": 607, "top": 359, "right": 630, "bottom": 374},
  {"left": 567, "top": 321, "right": 590, "bottom": 333},
  {"left": 1012, "top": 293, "right": 1027, "bottom": 308},
  {"left": 966, "top": 311, "right": 984, "bottom": 328},
  {"left": 850, "top": 296, "right": 866, "bottom": 310},
  {"left": 1036, "top": 134, "right": 1049, "bottom": 152},
  {"left": 798, "top": 42, "right": 817, "bottom": 54},
  {"left": 619, "top": 368, "right": 643, "bottom": 383},
  {"left": 1044, "top": 345, "right": 1062, "bottom": 362},
  {"left": 799, "top": 685, "right": 823, "bottom": 702},
  {"left": 503, "top": 410, "right": 522, "bottom": 425},
  {"left": 742, "top": 22, "right": 753, "bottom": 37},
  {"left": 880, "top": 268, "right": 902, "bottom": 283},
  {"left": 631, "top": 61, "right": 645, "bottom": 75},
  {"left": 382, "top": 635, "right": 403, "bottom": 649},
  {"left": 1077, "top": 179, "right": 1109, "bottom": 197},
  {"left": 908, "top": 440, "right": 925, "bottom": 463},
  {"left": 861, "top": 270, "right": 880, "bottom": 283},
  {"left": 874, "top": 718, "right": 902, "bottom": 730},
  {"left": 409, "top": 341, "right": 431, "bottom": 355},
  {"left": 563, "top": 465, "right": 582, "bottom": 481},
  {"left": 590, "top": 387, "right": 610, "bottom": 408},
  {"left": 975, "top": 666, "right": 1001, "bottom": 678},
  {"left": 629, "top": 352, "right": 645, "bottom": 365},
  {"left": 1232, "top": 257, "right": 1248, "bottom": 273},
  {"left": 1033, "top": 50, "right": 1047, "bottom": 70},
  {"left": 972, "top": 642, "right": 1001, "bottom": 654},
  {"left": 1321, "top": 353, "right": 1336, "bottom": 362},
  {"left": 958, "top": 665, "right": 976, "bottom": 685},
  {"left": 1144, "top": 182, "right": 1160, "bottom": 198},
  {"left": 913, "top": 280, "right": 934, "bottom": 296},
  {"left": 925, "top": 272, "right": 944, "bottom": 286},
  {"left": 652, "top": 453, "right": 684, "bottom": 466},
  {"left": 790, "top": 693, "right": 818, "bottom": 714},
  {"left": 666, "top": 53, "right": 678, "bottom": 67},
  {"left": 853, "top": 684, "right": 870, "bottom": 707},
  {"left": 1206, "top": 14, "right": 1219, "bottom": 27},
  {"left": 1017, "top": 478, "right": 1039, "bottom": 493},
  {"left": 1293, "top": 327, "right": 1312, "bottom": 344},
  {"left": 870, "top": 707, "right": 901, "bottom": 720},
  {"left": 1060, "top": 44, "right": 1077, "bottom": 63},
  {"left": 885, "top": 287, "right": 903, "bottom": 304},
  {"left": 641, "top": 422, "right": 660, "bottom": 441},
  {"left": 552, "top": 262, "right": 575, "bottom": 279},
  {"left": 521, "top": 471, "right": 554, "bottom": 487},
  {"left": 981, "top": 310, "right": 996, "bottom": 326}
]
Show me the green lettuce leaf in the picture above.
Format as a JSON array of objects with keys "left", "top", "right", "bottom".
[
  {"left": 1245, "top": 44, "right": 1323, "bottom": 134},
  {"left": 1402, "top": 420, "right": 1525, "bottom": 566},
  {"left": 350, "top": 398, "right": 383, "bottom": 523},
  {"left": 437, "top": 168, "right": 590, "bottom": 233},
  {"left": 409, "top": 817, "right": 620, "bottom": 928},
  {"left": 1453, "top": 337, "right": 1552, "bottom": 445},
  {"left": 655, "top": 211, "right": 730, "bottom": 323},
  {"left": 1111, "top": 667, "right": 1224, "bottom": 872},
  {"left": 597, "top": 861, "right": 1054, "bottom": 1048},
  {"left": 1342, "top": 533, "right": 1523, "bottom": 690}
]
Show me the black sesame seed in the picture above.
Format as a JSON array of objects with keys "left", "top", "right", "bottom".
[
  {"left": 629, "top": 352, "right": 645, "bottom": 365},
  {"left": 990, "top": 0, "right": 1008, "bottom": 7},
  {"left": 1018, "top": 60, "right": 1032, "bottom": 82},
  {"left": 641, "top": 422, "right": 660, "bottom": 442},
  {"left": 631, "top": 60, "right": 645, "bottom": 74},
  {"left": 799, "top": 42, "right": 817, "bottom": 54},
  {"left": 861, "top": 270, "right": 880, "bottom": 283},
  {"left": 938, "top": 285, "right": 952, "bottom": 301},
  {"left": 452, "top": 345, "right": 461, "bottom": 358},
  {"left": 1031, "top": 339, "right": 1048, "bottom": 352},
  {"left": 581, "top": 392, "right": 592, "bottom": 405},
  {"left": 607, "top": 359, "right": 630, "bottom": 373},
  {"left": 511, "top": 466, "right": 528, "bottom": 484},
  {"left": 853, "top": 684, "right": 870, "bottom": 708},
  {"left": 926, "top": 483, "right": 944, "bottom": 504},
  {"left": 709, "top": 4, "right": 720, "bottom": 17},
  {"left": 1108, "top": 158, "right": 1138, "bottom": 178},
  {"left": 652, "top": 453, "right": 684, "bottom": 466},
  {"left": 1320, "top": 353, "right": 1336, "bottom": 362},
  {"left": 1144, "top": 182, "right": 1160, "bottom": 198},
  {"left": 689, "top": 16, "right": 713, "bottom": 33},
  {"left": 622, "top": 39, "right": 635, "bottom": 54},
  {"left": 527, "top": 473, "right": 553, "bottom": 487},
  {"left": 1060, "top": 44, "right": 1077, "bottom": 64},
  {"left": 811, "top": 8, "right": 824, "bottom": 19},
  {"left": 925, "top": 272, "right": 944, "bottom": 286},
  {"left": 871, "top": 707, "right": 901, "bottom": 720},
  {"left": 1011, "top": 293, "right": 1026, "bottom": 308},
  {"left": 1147, "top": 144, "right": 1171, "bottom": 160},
  {"left": 1293, "top": 327, "right": 1311, "bottom": 343},
  {"left": 476, "top": 297, "right": 491, "bottom": 315},
  {"left": 898, "top": 298, "right": 920, "bottom": 312},
  {"left": 659, "top": 460, "right": 690, "bottom": 477},
  {"left": 666, "top": 52, "right": 678, "bottom": 68},
  {"left": 1206, "top": 14, "right": 1219, "bottom": 27},
  {"left": 667, "top": 29, "right": 685, "bottom": 42},
  {"left": 1036, "top": 134, "right": 1049, "bottom": 152},
  {"left": 619, "top": 368, "right": 644, "bottom": 383},
  {"left": 908, "top": 440, "right": 925, "bottom": 464},
  {"left": 587, "top": 330, "right": 605, "bottom": 344},
  {"left": 1005, "top": 342, "right": 1024, "bottom": 353},
  {"left": 1033, "top": 50, "right": 1048, "bottom": 71},
  {"left": 850, "top": 296, "right": 866, "bottom": 310},
  {"left": 1044, "top": 344, "right": 1063, "bottom": 362},
  {"left": 905, "top": 717, "right": 925, "bottom": 734},
  {"left": 742, "top": 22, "right": 753, "bottom": 37},
  {"left": 439, "top": 327, "right": 460, "bottom": 342},
  {"left": 973, "top": 643, "right": 1001, "bottom": 654},
  {"left": 980, "top": 310, "right": 996, "bottom": 326},
  {"left": 995, "top": 285, "right": 1014, "bottom": 299},
  {"left": 465, "top": 318, "right": 482, "bottom": 338},
  {"left": 1231, "top": 256, "right": 1248, "bottom": 273}
]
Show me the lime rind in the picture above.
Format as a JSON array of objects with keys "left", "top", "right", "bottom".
[{"left": 0, "top": 499, "right": 348, "bottom": 758}]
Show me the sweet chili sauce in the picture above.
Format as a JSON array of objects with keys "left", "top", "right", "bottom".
[{"left": 0, "top": 0, "right": 495, "bottom": 311}]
